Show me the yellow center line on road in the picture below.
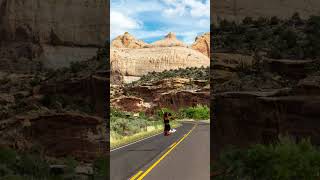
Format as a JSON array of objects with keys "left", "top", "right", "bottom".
[
  {"left": 129, "top": 171, "right": 143, "bottom": 180},
  {"left": 169, "top": 142, "right": 177, "bottom": 148},
  {"left": 136, "top": 123, "right": 198, "bottom": 180}
]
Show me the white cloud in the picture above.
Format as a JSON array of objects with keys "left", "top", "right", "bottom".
[
  {"left": 110, "top": 10, "right": 142, "bottom": 39},
  {"left": 161, "top": 0, "right": 209, "bottom": 18},
  {"left": 163, "top": 4, "right": 186, "bottom": 17},
  {"left": 188, "top": 0, "right": 210, "bottom": 17},
  {"left": 110, "top": 0, "right": 209, "bottom": 44}
]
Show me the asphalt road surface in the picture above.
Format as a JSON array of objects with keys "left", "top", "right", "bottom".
[{"left": 110, "top": 122, "right": 209, "bottom": 180}]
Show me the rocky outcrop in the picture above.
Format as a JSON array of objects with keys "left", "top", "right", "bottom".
[
  {"left": 111, "top": 96, "right": 151, "bottom": 113},
  {"left": 111, "top": 32, "right": 151, "bottom": 48},
  {"left": 125, "top": 78, "right": 192, "bottom": 101},
  {"left": 211, "top": 85, "right": 320, "bottom": 159},
  {"left": 39, "top": 72, "right": 108, "bottom": 117},
  {"left": 192, "top": 32, "right": 210, "bottom": 57},
  {"left": 0, "top": 113, "right": 106, "bottom": 162},
  {"left": 212, "top": 0, "right": 320, "bottom": 24},
  {"left": 110, "top": 47, "right": 210, "bottom": 78},
  {"left": 0, "top": 0, "right": 108, "bottom": 70},
  {"left": 111, "top": 78, "right": 209, "bottom": 114},
  {"left": 211, "top": 50, "right": 320, "bottom": 160},
  {"left": 262, "top": 58, "right": 314, "bottom": 80},
  {"left": 152, "top": 32, "right": 186, "bottom": 47},
  {"left": 153, "top": 90, "right": 210, "bottom": 113}
]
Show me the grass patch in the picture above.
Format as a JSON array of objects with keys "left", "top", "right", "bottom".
[
  {"left": 212, "top": 136, "right": 320, "bottom": 180},
  {"left": 110, "top": 108, "right": 182, "bottom": 149}
]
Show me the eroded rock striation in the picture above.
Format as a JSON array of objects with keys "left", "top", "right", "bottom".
[{"left": 111, "top": 47, "right": 210, "bottom": 79}]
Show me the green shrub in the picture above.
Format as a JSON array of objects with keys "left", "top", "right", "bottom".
[
  {"left": 18, "top": 153, "right": 50, "bottom": 178},
  {"left": 128, "top": 67, "right": 209, "bottom": 86},
  {"left": 179, "top": 105, "right": 210, "bottom": 120},
  {"left": 93, "top": 156, "right": 108, "bottom": 179},
  {"left": 212, "top": 136, "right": 320, "bottom": 180},
  {"left": 0, "top": 148, "right": 17, "bottom": 167}
]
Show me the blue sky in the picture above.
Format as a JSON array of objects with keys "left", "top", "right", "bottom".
[{"left": 111, "top": 0, "right": 210, "bottom": 45}]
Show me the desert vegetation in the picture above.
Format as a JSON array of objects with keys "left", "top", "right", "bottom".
[
  {"left": 157, "top": 106, "right": 210, "bottom": 120},
  {"left": 129, "top": 66, "right": 209, "bottom": 86},
  {"left": 178, "top": 105, "right": 210, "bottom": 120}
]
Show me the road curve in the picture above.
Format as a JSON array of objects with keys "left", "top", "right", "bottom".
[
  {"left": 110, "top": 122, "right": 194, "bottom": 180},
  {"left": 139, "top": 122, "right": 210, "bottom": 180}
]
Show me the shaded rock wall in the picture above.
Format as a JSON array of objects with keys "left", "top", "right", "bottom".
[{"left": 0, "top": 113, "right": 106, "bottom": 162}]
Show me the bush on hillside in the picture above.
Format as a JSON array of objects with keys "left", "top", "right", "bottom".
[
  {"left": 212, "top": 136, "right": 320, "bottom": 180},
  {"left": 129, "top": 66, "right": 209, "bottom": 86},
  {"left": 214, "top": 13, "right": 320, "bottom": 60},
  {"left": 179, "top": 105, "right": 210, "bottom": 120}
]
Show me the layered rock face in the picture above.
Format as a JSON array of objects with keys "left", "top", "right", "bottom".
[
  {"left": 0, "top": 0, "right": 108, "bottom": 70},
  {"left": 211, "top": 51, "right": 320, "bottom": 159},
  {"left": 212, "top": 84, "right": 320, "bottom": 159},
  {"left": 191, "top": 32, "right": 210, "bottom": 57},
  {"left": 212, "top": 0, "right": 320, "bottom": 23},
  {"left": 0, "top": 113, "right": 106, "bottom": 162},
  {"left": 112, "top": 78, "right": 209, "bottom": 114}
]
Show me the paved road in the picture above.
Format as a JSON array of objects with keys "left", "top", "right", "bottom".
[
  {"left": 141, "top": 122, "right": 210, "bottom": 180},
  {"left": 110, "top": 122, "right": 194, "bottom": 180}
]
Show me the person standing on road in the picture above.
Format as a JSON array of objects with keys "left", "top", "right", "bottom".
[{"left": 163, "top": 112, "right": 176, "bottom": 136}]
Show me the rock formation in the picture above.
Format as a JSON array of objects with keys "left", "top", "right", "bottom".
[
  {"left": 110, "top": 32, "right": 210, "bottom": 83},
  {"left": 0, "top": 112, "right": 106, "bottom": 162},
  {"left": 0, "top": 57, "right": 108, "bottom": 162},
  {"left": 111, "top": 32, "right": 152, "bottom": 48},
  {"left": 211, "top": 50, "right": 320, "bottom": 160},
  {"left": 0, "top": 0, "right": 108, "bottom": 70},
  {"left": 192, "top": 32, "right": 210, "bottom": 57},
  {"left": 152, "top": 32, "right": 186, "bottom": 47},
  {"left": 111, "top": 78, "right": 209, "bottom": 114}
]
